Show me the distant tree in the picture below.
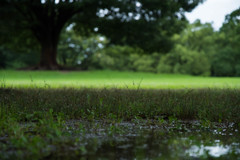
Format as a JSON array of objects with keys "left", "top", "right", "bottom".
[
  {"left": 90, "top": 45, "right": 144, "bottom": 70},
  {"left": 212, "top": 8, "right": 240, "bottom": 76},
  {"left": 172, "top": 20, "right": 216, "bottom": 55},
  {"left": 157, "top": 44, "right": 210, "bottom": 76},
  {"left": 154, "top": 20, "right": 221, "bottom": 76},
  {"left": 0, "top": 0, "right": 204, "bottom": 70}
]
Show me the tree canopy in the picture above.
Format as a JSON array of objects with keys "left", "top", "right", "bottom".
[
  {"left": 0, "top": 0, "right": 204, "bottom": 70},
  {"left": 211, "top": 7, "right": 240, "bottom": 76}
]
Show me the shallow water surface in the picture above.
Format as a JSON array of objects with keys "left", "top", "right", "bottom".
[
  {"left": 61, "top": 120, "right": 240, "bottom": 159},
  {"left": 1, "top": 120, "right": 239, "bottom": 159}
]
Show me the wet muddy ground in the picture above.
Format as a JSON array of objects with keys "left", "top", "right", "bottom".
[{"left": 1, "top": 120, "right": 239, "bottom": 159}]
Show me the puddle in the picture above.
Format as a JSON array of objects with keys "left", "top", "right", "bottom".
[
  {"left": 187, "top": 144, "right": 232, "bottom": 157},
  {"left": 61, "top": 120, "right": 240, "bottom": 159},
  {"left": 1, "top": 120, "right": 240, "bottom": 159}
]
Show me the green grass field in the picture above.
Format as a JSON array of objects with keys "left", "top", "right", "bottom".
[
  {"left": 1, "top": 70, "right": 240, "bottom": 89},
  {"left": 1, "top": 70, "right": 240, "bottom": 159}
]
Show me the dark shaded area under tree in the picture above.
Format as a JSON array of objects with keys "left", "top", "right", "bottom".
[{"left": 0, "top": 0, "right": 203, "bottom": 70}]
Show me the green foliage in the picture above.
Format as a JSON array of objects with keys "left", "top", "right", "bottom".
[
  {"left": 0, "top": 46, "right": 40, "bottom": 69},
  {"left": 75, "top": 0, "right": 203, "bottom": 53},
  {"left": 57, "top": 29, "right": 107, "bottom": 69},
  {"left": 91, "top": 45, "right": 136, "bottom": 70},
  {"left": 0, "top": 47, "right": 9, "bottom": 69},
  {"left": 235, "top": 64, "right": 240, "bottom": 76},
  {"left": 2, "top": 0, "right": 239, "bottom": 78},
  {"left": 0, "top": 0, "right": 203, "bottom": 69},
  {"left": 157, "top": 45, "right": 210, "bottom": 76},
  {"left": 58, "top": 30, "right": 85, "bottom": 66},
  {"left": 91, "top": 52, "right": 115, "bottom": 70},
  {"left": 90, "top": 45, "right": 160, "bottom": 72},
  {"left": 130, "top": 54, "right": 157, "bottom": 72},
  {"left": 0, "top": 111, "right": 63, "bottom": 159},
  {"left": 172, "top": 20, "right": 216, "bottom": 55},
  {"left": 211, "top": 47, "right": 237, "bottom": 76},
  {"left": 211, "top": 8, "right": 240, "bottom": 76}
]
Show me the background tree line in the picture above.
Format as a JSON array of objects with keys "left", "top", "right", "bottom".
[{"left": 0, "top": 1, "right": 239, "bottom": 77}]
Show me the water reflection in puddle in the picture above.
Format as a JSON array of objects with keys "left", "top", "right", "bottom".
[
  {"left": 63, "top": 120, "right": 240, "bottom": 159},
  {"left": 1, "top": 120, "right": 239, "bottom": 159},
  {"left": 187, "top": 144, "right": 234, "bottom": 157}
]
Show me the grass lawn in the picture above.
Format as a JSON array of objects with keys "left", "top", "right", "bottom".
[
  {"left": 1, "top": 70, "right": 240, "bottom": 89},
  {"left": 1, "top": 70, "right": 240, "bottom": 159},
  {"left": 1, "top": 70, "right": 240, "bottom": 122}
]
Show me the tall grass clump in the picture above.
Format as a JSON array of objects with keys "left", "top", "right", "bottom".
[{"left": 0, "top": 87, "right": 239, "bottom": 122}]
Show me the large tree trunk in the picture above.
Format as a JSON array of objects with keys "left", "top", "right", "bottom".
[
  {"left": 33, "top": 20, "right": 73, "bottom": 70},
  {"left": 33, "top": 21, "right": 64, "bottom": 70},
  {"left": 38, "top": 41, "right": 61, "bottom": 70},
  {"left": 15, "top": 1, "right": 85, "bottom": 70}
]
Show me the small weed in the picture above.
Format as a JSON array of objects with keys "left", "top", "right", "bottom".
[
  {"left": 107, "top": 124, "right": 124, "bottom": 136},
  {"left": 157, "top": 117, "right": 166, "bottom": 125},
  {"left": 200, "top": 119, "right": 212, "bottom": 128},
  {"left": 168, "top": 116, "right": 178, "bottom": 124}
]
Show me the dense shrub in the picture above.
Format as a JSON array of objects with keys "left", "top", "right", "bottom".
[
  {"left": 157, "top": 45, "right": 211, "bottom": 76},
  {"left": 129, "top": 54, "right": 157, "bottom": 72},
  {"left": 91, "top": 52, "right": 115, "bottom": 70},
  {"left": 89, "top": 44, "right": 212, "bottom": 76},
  {"left": 90, "top": 46, "right": 161, "bottom": 72},
  {"left": 91, "top": 45, "right": 132, "bottom": 70},
  {"left": 0, "top": 47, "right": 7, "bottom": 68},
  {"left": 211, "top": 47, "right": 239, "bottom": 76},
  {"left": 0, "top": 46, "right": 39, "bottom": 69}
]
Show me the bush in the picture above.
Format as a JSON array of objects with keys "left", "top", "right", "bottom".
[
  {"left": 131, "top": 55, "right": 156, "bottom": 72},
  {"left": 211, "top": 47, "right": 239, "bottom": 76},
  {"left": 90, "top": 45, "right": 148, "bottom": 71},
  {"left": 91, "top": 52, "right": 115, "bottom": 70},
  {"left": 157, "top": 63, "right": 172, "bottom": 73},
  {"left": 0, "top": 47, "right": 7, "bottom": 68},
  {"left": 212, "top": 60, "right": 234, "bottom": 77},
  {"left": 157, "top": 45, "right": 211, "bottom": 76},
  {"left": 89, "top": 45, "right": 162, "bottom": 72},
  {"left": 90, "top": 45, "right": 133, "bottom": 70},
  {"left": 235, "top": 65, "right": 240, "bottom": 76},
  {"left": 0, "top": 46, "right": 40, "bottom": 69}
]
